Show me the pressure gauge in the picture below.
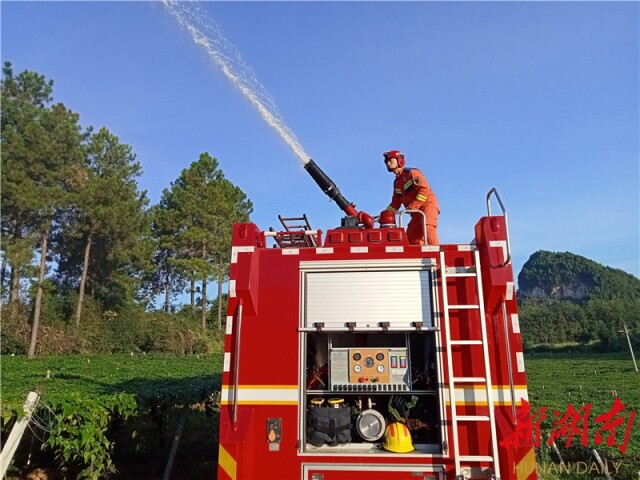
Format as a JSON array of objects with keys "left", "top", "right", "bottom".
[
  {"left": 364, "top": 356, "right": 374, "bottom": 368},
  {"left": 376, "top": 352, "right": 385, "bottom": 361},
  {"left": 377, "top": 365, "right": 385, "bottom": 373},
  {"left": 354, "top": 364, "right": 361, "bottom": 373},
  {"left": 356, "top": 409, "right": 386, "bottom": 441}
]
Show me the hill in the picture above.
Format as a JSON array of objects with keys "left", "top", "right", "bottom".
[
  {"left": 516, "top": 251, "right": 640, "bottom": 349},
  {"left": 518, "top": 250, "right": 640, "bottom": 302}
]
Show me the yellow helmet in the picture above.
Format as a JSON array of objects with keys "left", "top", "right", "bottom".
[{"left": 382, "top": 422, "right": 414, "bottom": 453}]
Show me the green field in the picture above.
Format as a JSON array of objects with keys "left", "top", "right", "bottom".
[
  {"left": 526, "top": 352, "right": 640, "bottom": 479},
  {"left": 1, "top": 352, "right": 638, "bottom": 479},
  {"left": 1, "top": 353, "right": 222, "bottom": 416},
  {"left": 1, "top": 354, "right": 223, "bottom": 479}
]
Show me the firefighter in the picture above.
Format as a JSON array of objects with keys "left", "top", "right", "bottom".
[{"left": 383, "top": 150, "right": 440, "bottom": 245}]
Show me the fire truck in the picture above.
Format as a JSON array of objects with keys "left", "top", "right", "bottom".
[{"left": 217, "top": 160, "right": 537, "bottom": 480}]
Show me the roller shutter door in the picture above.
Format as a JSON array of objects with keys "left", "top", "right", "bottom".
[{"left": 304, "top": 269, "right": 433, "bottom": 329}]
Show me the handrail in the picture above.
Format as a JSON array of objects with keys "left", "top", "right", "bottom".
[
  {"left": 264, "top": 230, "right": 320, "bottom": 237},
  {"left": 486, "top": 188, "right": 512, "bottom": 267},
  {"left": 232, "top": 300, "right": 243, "bottom": 429},
  {"left": 501, "top": 298, "right": 517, "bottom": 425},
  {"left": 398, "top": 209, "right": 428, "bottom": 245}
]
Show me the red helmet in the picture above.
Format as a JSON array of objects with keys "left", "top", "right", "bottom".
[{"left": 383, "top": 150, "right": 405, "bottom": 169}]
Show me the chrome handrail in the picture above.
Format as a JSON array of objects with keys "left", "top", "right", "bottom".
[
  {"left": 486, "top": 188, "right": 512, "bottom": 267},
  {"left": 398, "top": 209, "right": 428, "bottom": 245},
  {"left": 501, "top": 299, "right": 517, "bottom": 424},
  {"left": 232, "top": 300, "right": 243, "bottom": 428}
]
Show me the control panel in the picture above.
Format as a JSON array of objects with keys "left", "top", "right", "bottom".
[{"left": 329, "top": 347, "right": 410, "bottom": 392}]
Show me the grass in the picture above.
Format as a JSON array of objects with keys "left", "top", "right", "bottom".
[
  {"left": 1, "top": 353, "right": 223, "bottom": 417},
  {"left": 1, "top": 353, "right": 224, "bottom": 479},
  {"left": 1, "top": 352, "right": 638, "bottom": 479},
  {"left": 525, "top": 352, "right": 640, "bottom": 479}
]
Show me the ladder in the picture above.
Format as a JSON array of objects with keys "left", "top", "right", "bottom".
[
  {"left": 269, "top": 214, "right": 318, "bottom": 248},
  {"left": 440, "top": 248, "right": 500, "bottom": 479}
]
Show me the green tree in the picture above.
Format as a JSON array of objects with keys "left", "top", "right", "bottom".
[
  {"left": 209, "top": 175, "right": 253, "bottom": 329},
  {"left": 147, "top": 201, "right": 186, "bottom": 312},
  {"left": 1, "top": 62, "right": 54, "bottom": 304},
  {"left": 1, "top": 62, "right": 86, "bottom": 357},
  {"left": 153, "top": 153, "right": 252, "bottom": 329},
  {"left": 53, "top": 127, "right": 150, "bottom": 322},
  {"left": 520, "top": 302, "right": 553, "bottom": 345}
]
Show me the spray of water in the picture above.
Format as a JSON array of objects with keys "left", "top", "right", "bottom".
[{"left": 163, "top": 0, "right": 311, "bottom": 166}]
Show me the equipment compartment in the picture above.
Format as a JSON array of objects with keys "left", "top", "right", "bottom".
[{"left": 302, "top": 331, "right": 443, "bottom": 454}]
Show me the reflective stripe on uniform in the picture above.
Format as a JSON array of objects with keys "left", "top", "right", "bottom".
[{"left": 416, "top": 194, "right": 427, "bottom": 202}]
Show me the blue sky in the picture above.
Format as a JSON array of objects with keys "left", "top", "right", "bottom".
[{"left": 2, "top": 1, "right": 639, "bottom": 281}]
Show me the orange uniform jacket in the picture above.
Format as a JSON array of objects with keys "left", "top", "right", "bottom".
[{"left": 386, "top": 167, "right": 440, "bottom": 245}]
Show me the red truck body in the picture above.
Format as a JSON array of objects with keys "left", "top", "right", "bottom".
[{"left": 218, "top": 195, "right": 537, "bottom": 480}]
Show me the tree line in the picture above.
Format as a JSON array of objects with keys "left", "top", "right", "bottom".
[
  {"left": 1, "top": 63, "right": 252, "bottom": 357},
  {"left": 5, "top": 63, "right": 637, "bottom": 358},
  {"left": 519, "top": 297, "right": 640, "bottom": 350}
]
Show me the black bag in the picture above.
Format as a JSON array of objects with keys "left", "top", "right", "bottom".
[{"left": 306, "top": 406, "right": 352, "bottom": 447}]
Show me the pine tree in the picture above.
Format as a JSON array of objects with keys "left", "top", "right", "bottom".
[
  {"left": 53, "top": 127, "right": 150, "bottom": 323},
  {"left": 151, "top": 153, "right": 252, "bottom": 327},
  {"left": 1, "top": 62, "right": 86, "bottom": 357},
  {"left": 147, "top": 201, "right": 186, "bottom": 312},
  {"left": 1, "top": 62, "right": 55, "bottom": 304}
]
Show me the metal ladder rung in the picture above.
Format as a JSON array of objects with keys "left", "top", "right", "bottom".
[
  {"left": 279, "top": 214, "right": 311, "bottom": 229},
  {"left": 459, "top": 455, "right": 494, "bottom": 462},
  {"left": 441, "top": 249, "right": 500, "bottom": 478},
  {"left": 453, "top": 377, "right": 486, "bottom": 383},
  {"left": 457, "top": 415, "right": 491, "bottom": 422},
  {"left": 450, "top": 340, "right": 483, "bottom": 346},
  {"left": 282, "top": 224, "right": 307, "bottom": 230},
  {"left": 444, "top": 266, "right": 478, "bottom": 278},
  {"left": 272, "top": 214, "right": 318, "bottom": 248}
]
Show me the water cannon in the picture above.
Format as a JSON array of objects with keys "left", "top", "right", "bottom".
[{"left": 303, "top": 159, "right": 373, "bottom": 228}]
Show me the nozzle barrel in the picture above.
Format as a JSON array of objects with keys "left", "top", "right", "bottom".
[{"left": 304, "top": 159, "right": 358, "bottom": 217}]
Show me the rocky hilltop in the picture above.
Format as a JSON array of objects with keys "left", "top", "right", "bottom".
[{"left": 517, "top": 250, "right": 640, "bottom": 302}]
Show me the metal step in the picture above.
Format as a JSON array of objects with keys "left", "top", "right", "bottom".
[
  {"left": 459, "top": 455, "right": 494, "bottom": 463},
  {"left": 450, "top": 340, "right": 483, "bottom": 346},
  {"left": 457, "top": 415, "right": 491, "bottom": 422},
  {"left": 453, "top": 377, "right": 486, "bottom": 383},
  {"left": 446, "top": 304, "right": 480, "bottom": 310},
  {"left": 444, "top": 267, "right": 477, "bottom": 277}
]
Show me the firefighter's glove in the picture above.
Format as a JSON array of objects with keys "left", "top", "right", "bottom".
[
  {"left": 389, "top": 395, "right": 419, "bottom": 421},
  {"left": 357, "top": 211, "right": 374, "bottom": 229}
]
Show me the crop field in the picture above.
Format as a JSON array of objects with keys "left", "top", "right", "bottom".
[
  {"left": 525, "top": 353, "right": 639, "bottom": 479},
  {"left": 1, "top": 352, "right": 638, "bottom": 479},
  {"left": 1, "top": 353, "right": 223, "bottom": 416},
  {"left": 1, "top": 354, "right": 223, "bottom": 479}
]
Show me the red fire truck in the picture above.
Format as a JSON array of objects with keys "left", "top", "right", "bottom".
[{"left": 217, "top": 160, "right": 537, "bottom": 480}]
